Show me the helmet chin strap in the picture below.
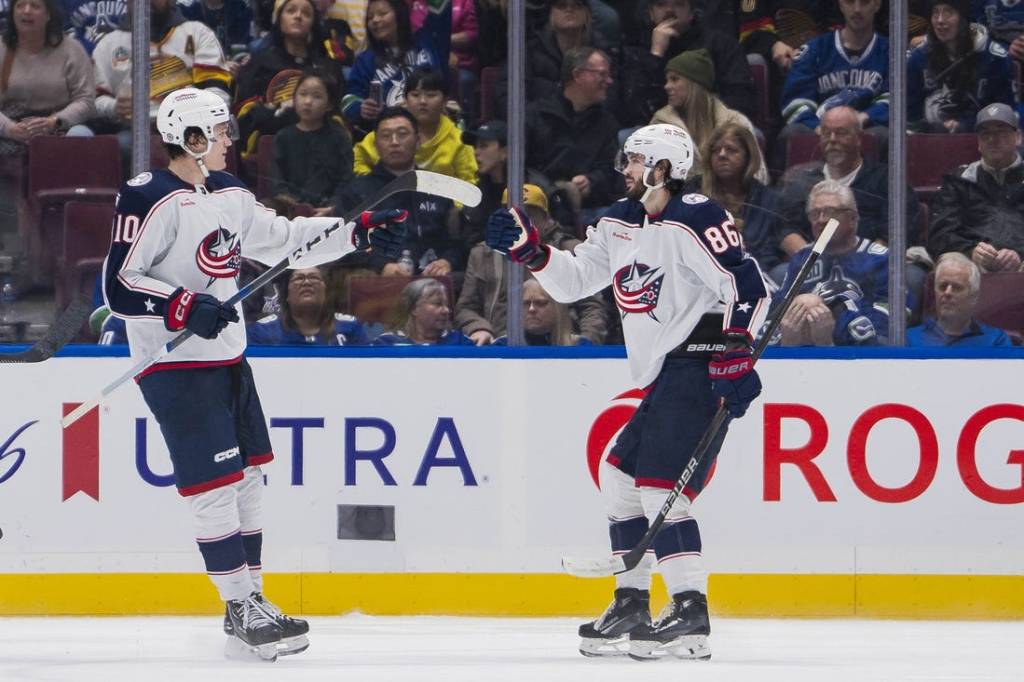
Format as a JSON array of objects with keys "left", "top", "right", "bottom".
[
  {"left": 640, "top": 166, "right": 665, "bottom": 204},
  {"left": 183, "top": 136, "right": 214, "bottom": 178}
]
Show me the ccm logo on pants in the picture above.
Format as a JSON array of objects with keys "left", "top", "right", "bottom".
[{"left": 213, "top": 447, "right": 240, "bottom": 463}]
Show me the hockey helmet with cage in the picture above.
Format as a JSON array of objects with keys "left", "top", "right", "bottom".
[
  {"left": 156, "top": 87, "right": 237, "bottom": 151},
  {"left": 615, "top": 124, "right": 695, "bottom": 186}
]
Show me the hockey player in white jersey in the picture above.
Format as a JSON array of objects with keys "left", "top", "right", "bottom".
[
  {"left": 486, "top": 124, "right": 769, "bottom": 661},
  {"left": 102, "top": 87, "right": 408, "bottom": 661}
]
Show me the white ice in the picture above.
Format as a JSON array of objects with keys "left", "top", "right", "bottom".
[{"left": 0, "top": 615, "right": 1021, "bottom": 682}]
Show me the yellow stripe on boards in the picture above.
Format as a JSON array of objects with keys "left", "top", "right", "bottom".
[{"left": 1, "top": 574, "right": 1023, "bottom": 619}]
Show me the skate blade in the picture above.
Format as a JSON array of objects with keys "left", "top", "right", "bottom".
[
  {"left": 277, "top": 634, "right": 310, "bottom": 656},
  {"left": 579, "top": 635, "right": 630, "bottom": 657},
  {"left": 224, "top": 636, "right": 279, "bottom": 662},
  {"left": 628, "top": 635, "right": 711, "bottom": 661}
]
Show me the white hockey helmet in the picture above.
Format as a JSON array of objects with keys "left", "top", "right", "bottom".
[
  {"left": 615, "top": 124, "right": 695, "bottom": 184},
  {"left": 156, "top": 87, "right": 237, "bottom": 150}
]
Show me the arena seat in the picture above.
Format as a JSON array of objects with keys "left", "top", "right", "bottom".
[
  {"left": 906, "top": 133, "right": 977, "bottom": 203},
  {"left": 22, "top": 136, "right": 120, "bottom": 285},
  {"left": 56, "top": 201, "right": 114, "bottom": 311},
  {"left": 479, "top": 67, "right": 500, "bottom": 123},
  {"left": 746, "top": 54, "right": 771, "bottom": 133},
  {"left": 347, "top": 275, "right": 454, "bottom": 325}
]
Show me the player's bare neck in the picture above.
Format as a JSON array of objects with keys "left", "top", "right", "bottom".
[
  {"left": 168, "top": 157, "right": 207, "bottom": 186},
  {"left": 642, "top": 187, "right": 670, "bottom": 217}
]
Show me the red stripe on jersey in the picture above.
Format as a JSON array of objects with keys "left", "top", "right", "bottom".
[{"left": 247, "top": 452, "right": 274, "bottom": 466}]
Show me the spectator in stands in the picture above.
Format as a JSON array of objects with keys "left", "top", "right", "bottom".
[
  {"left": 778, "top": 106, "right": 919, "bottom": 246},
  {"left": 450, "top": 0, "right": 479, "bottom": 123},
  {"left": 526, "top": 46, "right": 621, "bottom": 215},
  {"left": 929, "top": 103, "right": 1024, "bottom": 272},
  {"left": 460, "top": 120, "right": 508, "bottom": 245},
  {"left": 974, "top": 0, "right": 1024, "bottom": 62},
  {"left": 907, "top": 0, "right": 1015, "bottom": 134},
  {"left": 492, "top": 279, "right": 595, "bottom": 346},
  {"left": 777, "top": 180, "right": 890, "bottom": 346},
  {"left": 64, "top": 0, "right": 127, "bottom": 54},
  {"left": 617, "top": 0, "right": 756, "bottom": 127},
  {"left": 692, "top": 122, "right": 795, "bottom": 285},
  {"left": 651, "top": 49, "right": 768, "bottom": 184},
  {"left": 247, "top": 266, "right": 377, "bottom": 345},
  {"left": 269, "top": 69, "right": 353, "bottom": 214},
  {"left": 323, "top": 0, "right": 368, "bottom": 48},
  {"left": 353, "top": 67, "right": 476, "bottom": 183},
  {"left": 778, "top": 0, "right": 890, "bottom": 169},
  {"left": 495, "top": 0, "right": 604, "bottom": 116},
  {"left": 178, "top": 0, "right": 253, "bottom": 62},
  {"left": 334, "top": 107, "right": 462, "bottom": 276},
  {"left": 455, "top": 183, "right": 607, "bottom": 345},
  {"left": 342, "top": 0, "right": 447, "bottom": 136},
  {"left": 0, "top": 0, "right": 95, "bottom": 154},
  {"left": 907, "top": 252, "right": 1013, "bottom": 346},
  {"left": 737, "top": 0, "right": 797, "bottom": 73},
  {"left": 374, "top": 277, "right": 474, "bottom": 345},
  {"left": 234, "top": 0, "right": 345, "bottom": 159}
]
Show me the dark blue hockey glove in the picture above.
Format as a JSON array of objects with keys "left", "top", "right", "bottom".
[
  {"left": 708, "top": 348, "right": 762, "bottom": 418},
  {"left": 352, "top": 209, "right": 408, "bottom": 260},
  {"left": 164, "top": 288, "right": 239, "bottom": 339},
  {"left": 485, "top": 207, "right": 549, "bottom": 269}
]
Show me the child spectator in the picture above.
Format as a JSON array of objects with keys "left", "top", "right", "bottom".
[
  {"left": 651, "top": 50, "right": 768, "bottom": 184},
  {"left": 247, "top": 266, "right": 378, "bottom": 345},
  {"left": 373, "top": 277, "right": 474, "bottom": 345},
  {"left": 234, "top": 0, "right": 345, "bottom": 159},
  {"left": 269, "top": 69, "right": 354, "bottom": 213},
  {"left": 353, "top": 67, "right": 476, "bottom": 183},
  {"left": 492, "top": 279, "right": 595, "bottom": 346},
  {"left": 341, "top": 0, "right": 447, "bottom": 136}
]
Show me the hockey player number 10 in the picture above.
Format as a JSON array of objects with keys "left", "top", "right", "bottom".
[
  {"left": 703, "top": 220, "right": 741, "bottom": 254},
  {"left": 112, "top": 214, "right": 141, "bottom": 244}
]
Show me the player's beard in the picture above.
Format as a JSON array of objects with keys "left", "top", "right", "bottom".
[{"left": 625, "top": 174, "right": 647, "bottom": 201}]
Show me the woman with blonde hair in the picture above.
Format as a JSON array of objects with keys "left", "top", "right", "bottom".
[
  {"left": 374, "top": 278, "right": 474, "bottom": 345},
  {"left": 650, "top": 49, "right": 769, "bottom": 184},
  {"left": 694, "top": 121, "right": 801, "bottom": 285}
]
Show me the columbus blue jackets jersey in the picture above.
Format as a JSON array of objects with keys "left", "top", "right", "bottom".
[
  {"left": 102, "top": 169, "right": 358, "bottom": 371},
  {"left": 777, "top": 237, "right": 890, "bottom": 346},
  {"left": 532, "top": 194, "right": 770, "bottom": 387},
  {"left": 907, "top": 24, "right": 1015, "bottom": 129},
  {"left": 782, "top": 30, "right": 891, "bottom": 129},
  {"left": 246, "top": 313, "right": 378, "bottom": 346}
]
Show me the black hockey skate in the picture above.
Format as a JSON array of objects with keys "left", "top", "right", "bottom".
[
  {"left": 628, "top": 590, "right": 711, "bottom": 661},
  {"left": 224, "top": 593, "right": 283, "bottom": 662},
  {"left": 224, "top": 593, "right": 309, "bottom": 656},
  {"left": 578, "top": 588, "right": 651, "bottom": 657}
]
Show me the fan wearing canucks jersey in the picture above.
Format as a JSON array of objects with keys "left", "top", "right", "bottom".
[
  {"left": 102, "top": 87, "right": 407, "bottom": 661},
  {"left": 780, "top": 0, "right": 890, "bottom": 134},
  {"left": 486, "top": 124, "right": 769, "bottom": 662}
]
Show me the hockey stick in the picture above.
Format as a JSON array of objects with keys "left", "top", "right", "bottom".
[
  {"left": 0, "top": 296, "right": 93, "bottom": 364},
  {"left": 61, "top": 171, "right": 481, "bottom": 428},
  {"left": 562, "top": 218, "right": 839, "bottom": 578}
]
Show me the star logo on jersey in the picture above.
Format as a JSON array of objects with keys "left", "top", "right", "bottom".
[
  {"left": 195, "top": 227, "right": 241, "bottom": 285},
  {"left": 613, "top": 261, "right": 665, "bottom": 321},
  {"left": 144, "top": 298, "right": 155, "bottom": 313}
]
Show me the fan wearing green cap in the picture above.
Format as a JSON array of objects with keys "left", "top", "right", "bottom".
[{"left": 651, "top": 49, "right": 769, "bottom": 185}]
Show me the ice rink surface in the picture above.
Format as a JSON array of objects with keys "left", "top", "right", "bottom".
[{"left": 0, "top": 615, "right": 1021, "bottom": 682}]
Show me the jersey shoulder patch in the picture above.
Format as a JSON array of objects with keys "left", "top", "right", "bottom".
[
  {"left": 257, "top": 314, "right": 280, "bottom": 325},
  {"left": 127, "top": 172, "right": 153, "bottom": 187},
  {"left": 989, "top": 40, "right": 1009, "bottom": 58},
  {"left": 867, "top": 241, "right": 889, "bottom": 256},
  {"left": 681, "top": 193, "right": 709, "bottom": 205}
]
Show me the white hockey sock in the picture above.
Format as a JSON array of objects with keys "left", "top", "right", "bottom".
[
  {"left": 640, "top": 487, "right": 708, "bottom": 597},
  {"left": 616, "top": 552, "right": 655, "bottom": 592},
  {"left": 190, "top": 483, "right": 254, "bottom": 602},
  {"left": 237, "top": 466, "right": 264, "bottom": 593},
  {"left": 602, "top": 464, "right": 653, "bottom": 591}
]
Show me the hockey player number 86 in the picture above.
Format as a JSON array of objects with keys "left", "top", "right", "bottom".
[
  {"left": 703, "top": 220, "right": 741, "bottom": 254},
  {"left": 112, "top": 214, "right": 141, "bottom": 244}
]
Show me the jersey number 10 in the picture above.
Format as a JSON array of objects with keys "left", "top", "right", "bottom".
[{"left": 112, "top": 214, "right": 141, "bottom": 244}]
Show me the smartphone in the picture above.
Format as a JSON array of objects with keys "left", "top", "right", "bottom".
[{"left": 368, "top": 80, "right": 383, "bottom": 106}]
